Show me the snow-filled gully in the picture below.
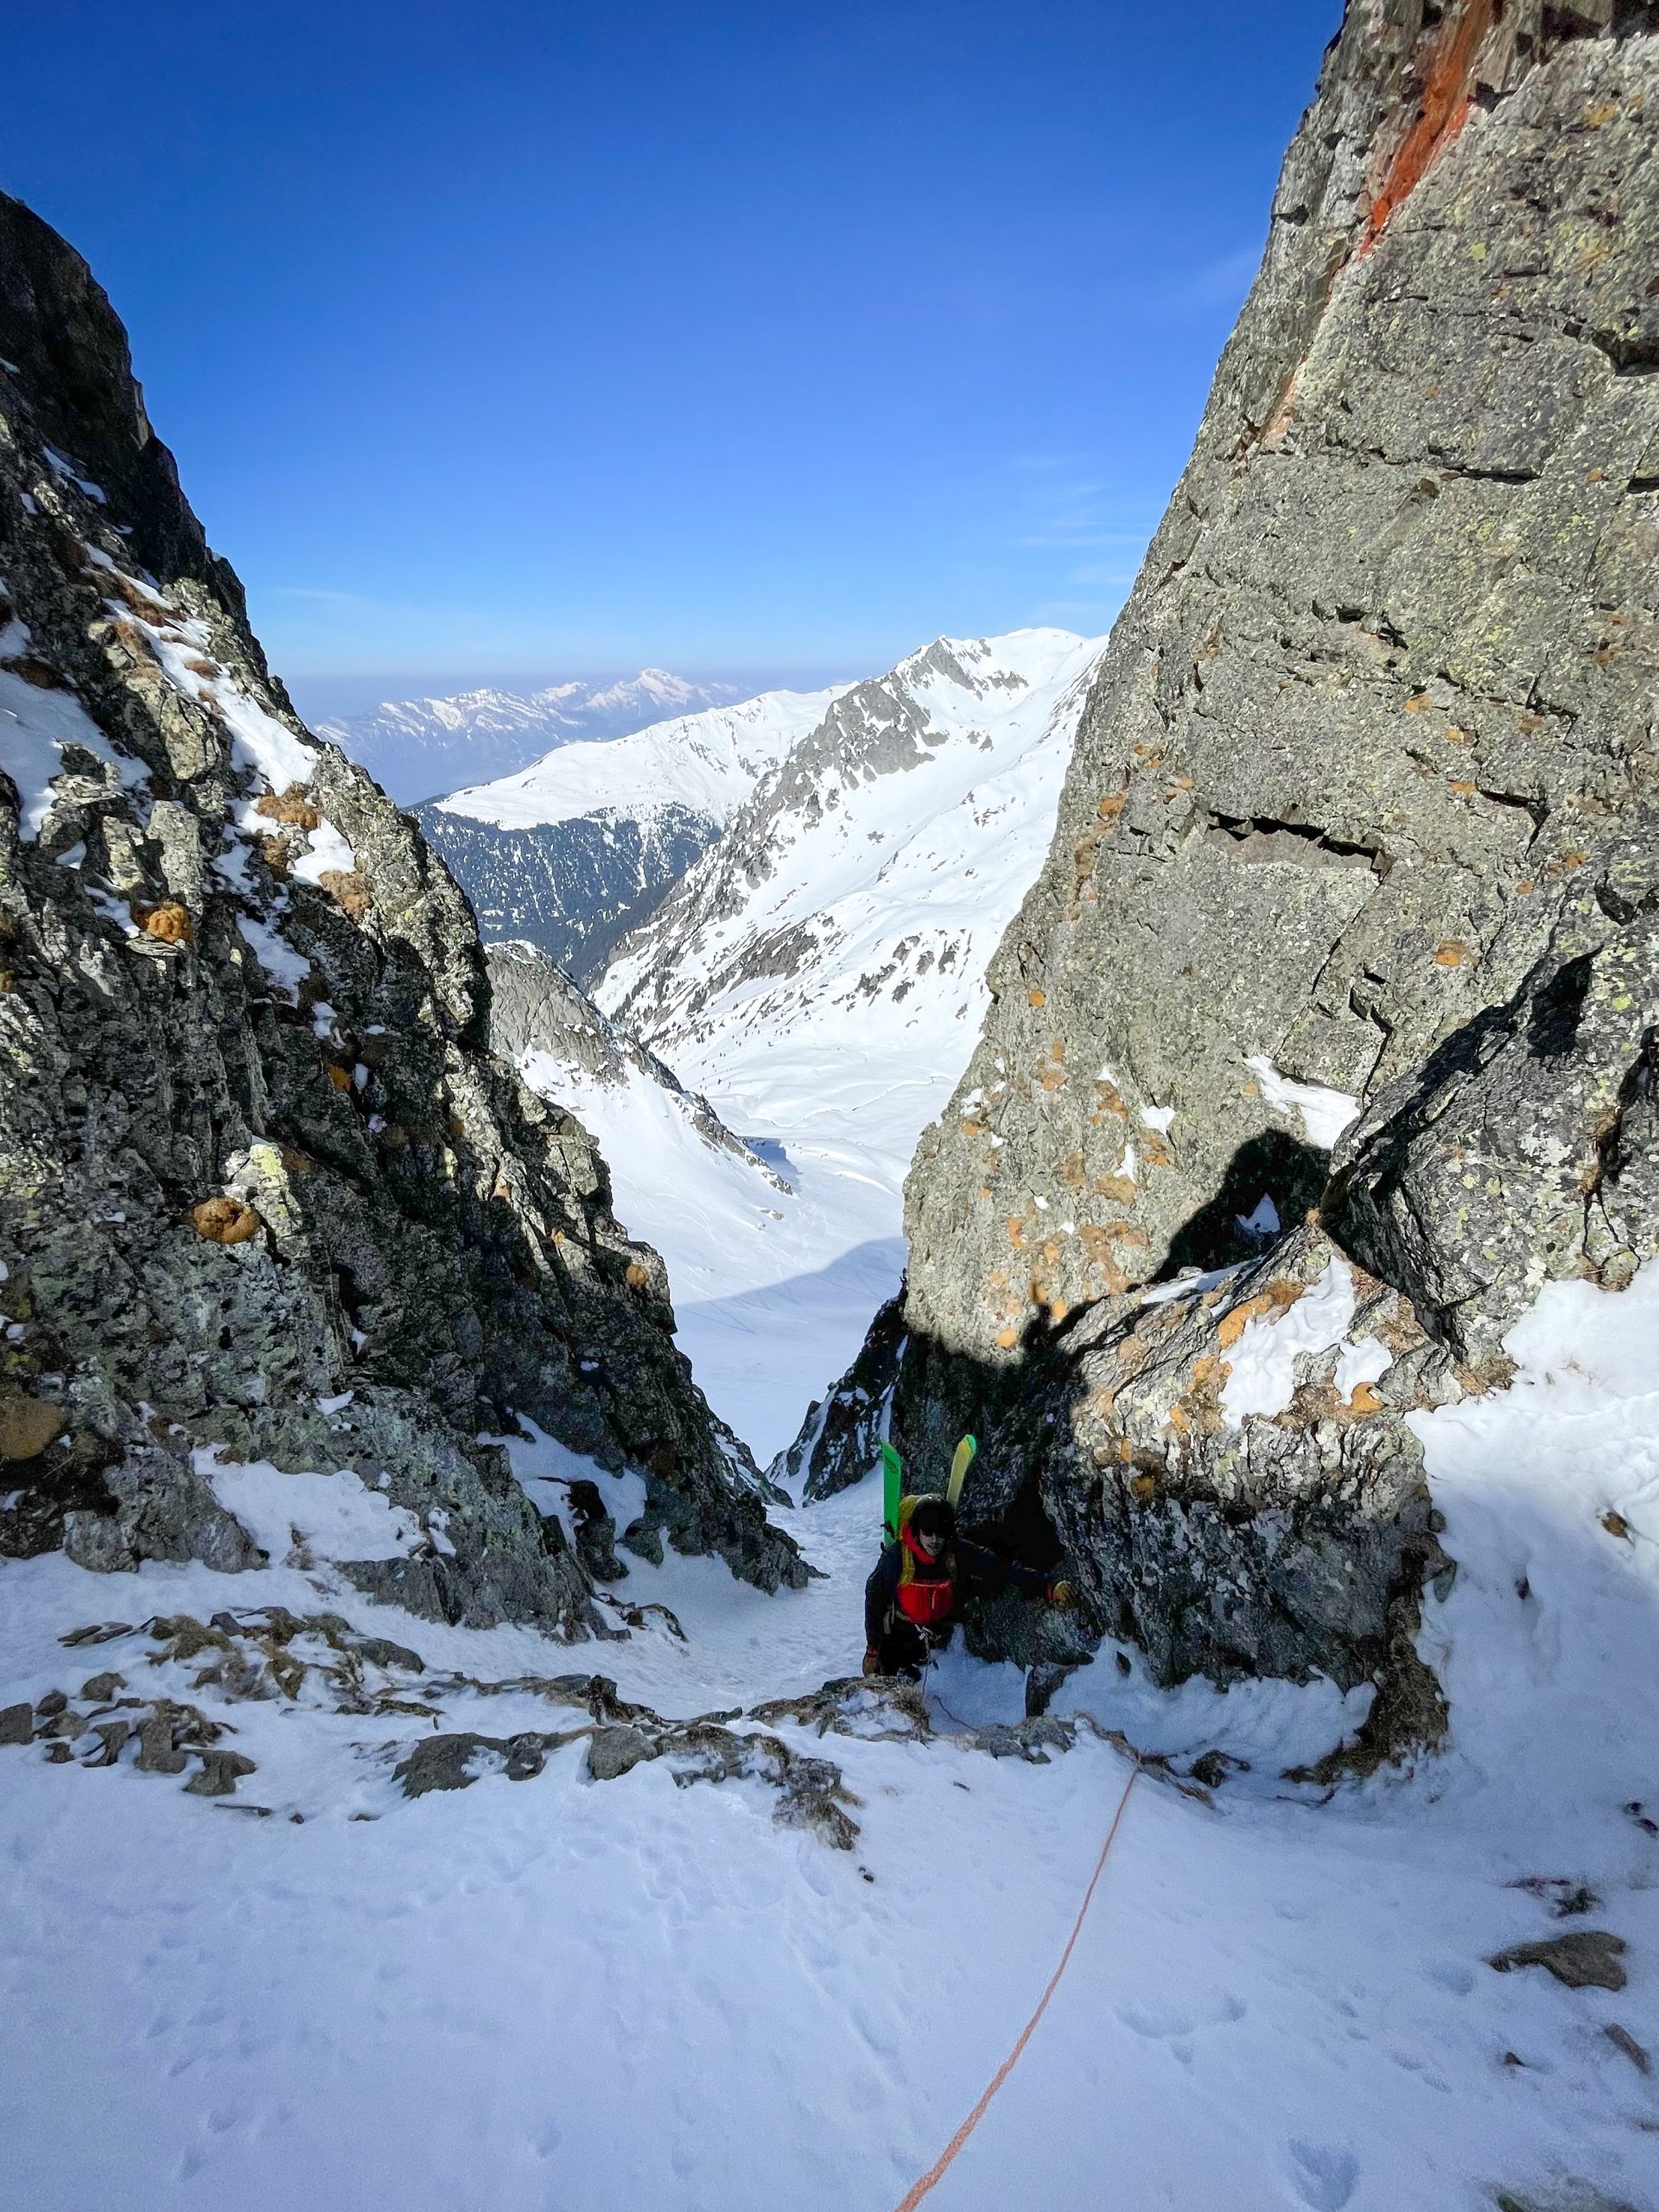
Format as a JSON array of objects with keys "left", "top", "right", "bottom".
[{"left": 3, "top": 1268, "right": 1658, "bottom": 2209}]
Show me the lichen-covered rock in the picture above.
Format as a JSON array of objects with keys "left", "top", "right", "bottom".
[
  {"left": 0, "top": 190, "right": 805, "bottom": 1620},
  {"left": 1332, "top": 910, "right": 1659, "bottom": 1356},
  {"left": 797, "top": 1, "right": 1659, "bottom": 1730}
]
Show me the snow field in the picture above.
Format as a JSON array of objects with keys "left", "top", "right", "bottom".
[{"left": 2, "top": 1267, "right": 1657, "bottom": 2209}]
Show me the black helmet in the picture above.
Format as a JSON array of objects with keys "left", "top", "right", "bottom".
[{"left": 910, "top": 1495, "right": 956, "bottom": 1542}]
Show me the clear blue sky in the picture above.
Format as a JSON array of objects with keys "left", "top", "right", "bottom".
[{"left": 3, "top": 2, "right": 1338, "bottom": 702}]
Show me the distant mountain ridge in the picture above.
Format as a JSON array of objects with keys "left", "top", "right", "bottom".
[
  {"left": 315, "top": 668, "right": 744, "bottom": 802},
  {"left": 414, "top": 683, "right": 852, "bottom": 980}
]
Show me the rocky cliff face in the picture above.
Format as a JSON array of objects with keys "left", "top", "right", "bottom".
[
  {"left": 0, "top": 192, "right": 805, "bottom": 1624},
  {"left": 794, "top": 0, "right": 1659, "bottom": 1742}
]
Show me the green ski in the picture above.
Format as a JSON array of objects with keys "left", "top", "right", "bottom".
[{"left": 880, "top": 1441, "right": 904, "bottom": 1541}]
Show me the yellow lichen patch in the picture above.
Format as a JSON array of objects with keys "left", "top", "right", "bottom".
[
  {"left": 1091, "top": 1079, "right": 1128, "bottom": 1123},
  {"left": 1129, "top": 1472, "right": 1156, "bottom": 1503},
  {"left": 255, "top": 784, "right": 323, "bottom": 831},
  {"left": 1586, "top": 99, "right": 1621, "bottom": 126},
  {"left": 1140, "top": 1133, "right": 1173, "bottom": 1173},
  {"left": 259, "top": 836, "right": 291, "bottom": 877},
  {"left": 995, "top": 1325, "right": 1019, "bottom": 1351},
  {"left": 1447, "top": 779, "right": 1478, "bottom": 796},
  {"left": 136, "top": 900, "right": 192, "bottom": 944},
  {"left": 1404, "top": 691, "right": 1432, "bottom": 713},
  {"left": 0, "top": 1395, "right": 64, "bottom": 1460},
  {"left": 325, "top": 1064, "right": 354, "bottom": 1093},
  {"left": 1096, "top": 791, "right": 1126, "bottom": 821},
  {"left": 1039, "top": 1068, "right": 1065, "bottom": 1092},
  {"left": 1027, "top": 988, "right": 1046, "bottom": 1008},
  {"left": 1346, "top": 1382, "right": 1382, "bottom": 1416},
  {"left": 1094, "top": 1174, "right": 1136, "bottom": 1209},
  {"left": 1562, "top": 850, "right": 1586, "bottom": 870},
  {"left": 1060, "top": 1152, "right": 1086, "bottom": 1190},
  {"left": 625, "top": 1262, "right": 652, "bottom": 1293},
  {"left": 1047, "top": 1299, "right": 1069, "bottom": 1324},
  {"left": 1007, "top": 1217, "right": 1028, "bottom": 1249},
  {"left": 1433, "top": 941, "right": 1471, "bottom": 966},
  {"left": 319, "top": 868, "right": 374, "bottom": 922},
  {"left": 1166, "top": 1402, "right": 1188, "bottom": 1435},
  {"left": 189, "top": 1197, "right": 260, "bottom": 1246},
  {"left": 1513, "top": 879, "right": 1535, "bottom": 896},
  {"left": 959, "top": 1119, "right": 982, "bottom": 1137}
]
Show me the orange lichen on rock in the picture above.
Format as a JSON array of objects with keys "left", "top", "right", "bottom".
[
  {"left": 1217, "top": 1276, "right": 1304, "bottom": 1350},
  {"left": 1433, "top": 941, "right": 1471, "bottom": 966},
  {"left": 189, "top": 1197, "right": 260, "bottom": 1246},
  {"left": 1027, "top": 988, "right": 1046, "bottom": 1008},
  {"left": 1093, "top": 1174, "right": 1136, "bottom": 1209},
  {"left": 136, "top": 900, "right": 192, "bottom": 944},
  {"left": 995, "top": 1325, "right": 1019, "bottom": 1351},
  {"left": 319, "top": 868, "right": 374, "bottom": 922},
  {"left": 1091, "top": 1079, "right": 1129, "bottom": 1122},
  {"left": 325, "top": 1064, "right": 353, "bottom": 1093},
  {"left": 1362, "top": 0, "right": 1496, "bottom": 251},
  {"left": 625, "top": 1262, "right": 652, "bottom": 1293},
  {"left": 256, "top": 784, "right": 323, "bottom": 831}
]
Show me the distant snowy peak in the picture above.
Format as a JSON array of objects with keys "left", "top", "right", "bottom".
[
  {"left": 434, "top": 683, "right": 855, "bottom": 835},
  {"left": 315, "top": 669, "right": 745, "bottom": 803},
  {"left": 599, "top": 626, "right": 1107, "bottom": 1058}
]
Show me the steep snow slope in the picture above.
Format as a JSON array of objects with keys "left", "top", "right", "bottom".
[
  {"left": 316, "top": 669, "right": 742, "bottom": 802},
  {"left": 416, "top": 683, "right": 852, "bottom": 978},
  {"left": 3, "top": 1262, "right": 1656, "bottom": 2212},
  {"left": 491, "top": 942, "right": 902, "bottom": 1464}
]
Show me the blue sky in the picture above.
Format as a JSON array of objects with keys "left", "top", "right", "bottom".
[{"left": 3, "top": 2, "right": 1338, "bottom": 702}]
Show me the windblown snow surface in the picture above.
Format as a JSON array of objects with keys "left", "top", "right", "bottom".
[
  {"left": 568, "top": 630, "right": 1104, "bottom": 1460},
  {"left": 3, "top": 1266, "right": 1657, "bottom": 2210}
]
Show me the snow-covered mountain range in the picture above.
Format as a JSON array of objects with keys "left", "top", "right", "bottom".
[
  {"left": 416, "top": 683, "right": 852, "bottom": 978},
  {"left": 600, "top": 628, "right": 1106, "bottom": 1149},
  {"left": 555, "top": 627, "right": 1107, "bottom": 1452},
  {"left": 315, "top": 669, "right": 743, "bottom": 803}
]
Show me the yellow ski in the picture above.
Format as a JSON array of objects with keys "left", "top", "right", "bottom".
[{"left": 945, "top": 1434, "right": 977, "bottom": 1507}]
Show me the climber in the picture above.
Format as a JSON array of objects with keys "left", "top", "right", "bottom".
[{"left": 862, "top": 1494, "right": 1074, "bottom": 1681}]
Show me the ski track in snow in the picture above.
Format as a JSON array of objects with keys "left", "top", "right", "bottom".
[{"left": 3, "top": 1271, "right": 1658, "bottom": 2210}]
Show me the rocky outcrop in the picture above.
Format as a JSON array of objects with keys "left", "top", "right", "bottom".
[
  {"left": 486, "top": 939, "right": 789, "bottom": 1196},
  {"left": 0, "top": 190, "right": 805, "bottom": 1623},
  {"left": 793, "top": 2, "right": 1659, "bottom": 1724}
]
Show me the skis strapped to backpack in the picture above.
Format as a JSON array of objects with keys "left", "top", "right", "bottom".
[{"left": 879, "top": 1433, "right": 977, "bottom": 1541}]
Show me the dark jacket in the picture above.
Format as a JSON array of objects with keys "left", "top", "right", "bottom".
[{"left": 864, "top": 1535, "right": 1050, "bottom": 1649}]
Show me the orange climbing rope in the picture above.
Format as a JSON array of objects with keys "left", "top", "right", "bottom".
[{"left": 892, "top": 1751, "right": 1142, "bottom": 2210}]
